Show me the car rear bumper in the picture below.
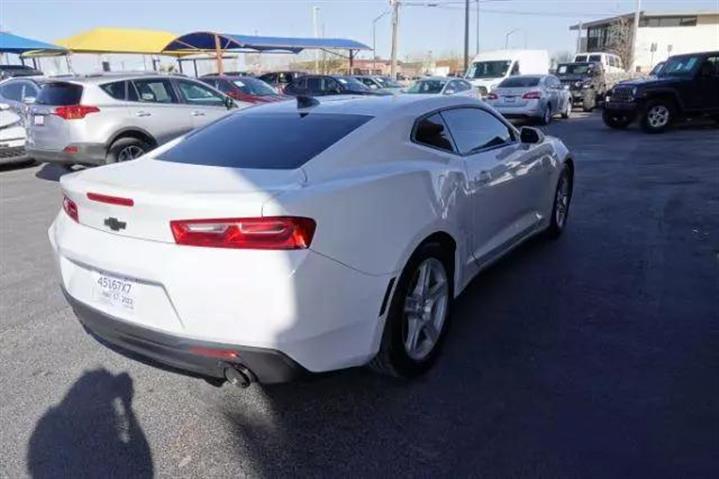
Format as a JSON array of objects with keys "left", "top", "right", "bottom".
[
  {"left": 63, "top": 286, "right": 307, "bottom": 383},
  {"left": 0, "top": 145, "right": 29, "bottom": 165},
  {"left": 27, "top": 142, "right": 106, "bottom": 165},
  {"left": 49, "top": 212, "right": 391, "bottom": 377}
]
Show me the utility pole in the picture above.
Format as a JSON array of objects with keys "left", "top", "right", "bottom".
[
  {"left": 630, "top": 0, "right": 641, "bottom": 72},
  {"left": 463, "top": 0, "right": 470, "bottom": 73},
  {"left": 390, "top": 0, "right": 400, "bottom": 80},
  {"left": 372, "top": 10, "right": 390, "bottom": 74},
  {"left": 312, "top": 6, "right": 320, "bottom": 73},
  {"left": 475, "top": 0, "right": 480, "bottom": 55},
  {"left": 576, "top": 21, "right": 583, "bottom": 53}
]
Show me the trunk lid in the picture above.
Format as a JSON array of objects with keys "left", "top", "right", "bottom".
[
  {"left": 493, "top": 86, "right": 536, "bottom": 106},
  {"left": 60, "top": 159, "right": 304, "bottom": 243}
]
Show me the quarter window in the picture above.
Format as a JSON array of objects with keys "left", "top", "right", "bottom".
[
  {"left": 101, "top": 81, "right": 126, "bottom": 100},
  {"left": 441, "top": 108, "right": 513, "bottom": 154},
  {"left": 413, "top": 113, "right": 455, "bottom": 152},
  {"left": 131, "top": 79, "right": 177, "bottom": 103}
]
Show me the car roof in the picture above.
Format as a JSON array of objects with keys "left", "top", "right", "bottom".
[
  {"left": 43, "top": 72, "right": 191, "bottom": 85},
  {"left": 239, "top": 93, "right": 482, "bottom": 118}
]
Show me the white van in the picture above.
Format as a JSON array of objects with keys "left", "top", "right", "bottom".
[
  {"left": 574, "top": 52, "right": 625, "bottom": 73},
  {"left": 465, "top": 49, "right": 550, "bottom": 96}
]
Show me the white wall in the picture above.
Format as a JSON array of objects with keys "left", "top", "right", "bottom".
[{"left": 635, "top": 15, "right": 719, "bottom": 71}]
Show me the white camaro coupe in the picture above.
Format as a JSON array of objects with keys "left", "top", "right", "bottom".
[{"left": 50, "top": 94, "right": 574, "bottom": 386}]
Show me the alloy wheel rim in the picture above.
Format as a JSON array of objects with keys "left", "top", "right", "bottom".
[
  {"left": 555, "top": 173, "right": 570, "bottom": 228},
  {"left": 117, "top": 145, "right": 145, "bottom": 162},
  {"left": 402, "top": 257, "right": 449, "bottom": 361},
  {"left": 648, "top": 105, "right": 669, "bottom": 128}
]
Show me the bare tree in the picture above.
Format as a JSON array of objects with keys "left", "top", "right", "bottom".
[{"left": 606, "top": 17, "right": 634, "bottom": 69}]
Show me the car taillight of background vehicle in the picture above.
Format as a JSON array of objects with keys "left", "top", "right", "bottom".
[
  {"left": 62, "top": 195, "right": 78, "bottom": 222},
  {"left": 53, "top": 105, "right": 100, "bottom": 120},
  {"left": 522, "top": 91, "right": 542, "bottom": 100},
  {"left": 170, "top": 217, "right": 316, "bottom": 250},
  {"left": 486, "top": 93, "right": 498, "bottom": 100}
]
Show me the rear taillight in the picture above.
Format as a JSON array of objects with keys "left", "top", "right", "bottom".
[
  {"left": 63, "top": 195, "right": 78, "bottom": 222},
  {"left": 87, "top": 192, "right": 134, "bottom": 207},
  {"left": 486, "top": 92, "right": 498, "bottom": 100},
  {"left": 170, "top": 217, "right": 316, "bottom": 250},
  {"left": 522, "top": 91, "right": 542, "bottom": 100},
  {"left": 53, "top": 105, "right": 100, "bottom": 120}
]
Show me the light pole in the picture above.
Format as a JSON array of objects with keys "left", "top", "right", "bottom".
[
  {"left": 312, "top": 6, "right": 320, "bottom": 73},
  {"left": 372, "top": 10, "right": 390, "bottom": 73},
  {"left": 504, "top": 28, "right": 525, "bottom": 49},
  {"left": 630, "top": 0, "right": 641, "bottom": 72},
  {"left": 464, "top": 0, "right": 469, "bottom": 73}
]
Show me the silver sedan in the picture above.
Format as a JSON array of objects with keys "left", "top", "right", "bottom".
[{"left": 485, "top": 74, "right": 572, "bottom": 125}]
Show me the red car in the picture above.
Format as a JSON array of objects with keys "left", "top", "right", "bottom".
[{"left": 200, "top": 75, "right": 290, "bottom": 104}]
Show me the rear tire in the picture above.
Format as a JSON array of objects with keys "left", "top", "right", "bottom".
[
  {"left": 641, "top": 99, "right": 675, "bottom": 134},
  {"left": 561, "top": 100, "right": 572, "bottom": 119},
  {"left": 370, "top": 243, "right": 453, "bottom": 378},
  {"left": 106, "top": 137, "right": 150, "bottom": 164},
  {"left": 545, "top": 164, "right": 573, "bottom": 239},
  {"left": 539, "top": 104, "right": 553, "bottom": 125}
]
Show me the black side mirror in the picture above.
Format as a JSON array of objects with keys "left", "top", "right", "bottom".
[
  {"left": 520, "top": 126, "right": 544, "bottom": 144},
  {"left": 224, "top": 96, "right": 236, "bottom": 110}
]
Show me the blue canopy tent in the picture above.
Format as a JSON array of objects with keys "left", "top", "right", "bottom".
[
  {"left": 163, "top": 32, "right": 371, "bottom": 75},
  {"left": 0, "top": 31, "right": 67, "bottom": 70}
]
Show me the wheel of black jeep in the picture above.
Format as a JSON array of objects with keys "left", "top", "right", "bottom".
[
  {"left": 602, "top": 109, "right": 632, "bottom": 129},
  {"left": 582, "top": 92, "right": 596, "bottom": 112},
  {"left": 641, "top": 99, "right": 675, "bottom": 134}
]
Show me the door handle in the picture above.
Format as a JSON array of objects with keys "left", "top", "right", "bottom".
[
  {"left": 135, "top": 111, "right": 151, "bottom": 117},
  {"left": 191, "top": 111, "right": 206, "bottom": 117}
]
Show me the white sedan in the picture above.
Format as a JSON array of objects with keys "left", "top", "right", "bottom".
[
  {"left": 50, "top": 94, "right": 574, "bottom": 386},
  {"left": 405, "top": 76, "right": 479, "bottom": 98}
]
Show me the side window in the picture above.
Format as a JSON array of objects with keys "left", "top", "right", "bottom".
[
  {"left": 441, "top": 108, "right": 513, "bottom": 154},
  {"left": 177, "top": 80, "right": 225, "bottom": 106},
  {"left": 101, "top": 81, "right": 126, "bottom": 100},
  {"left": 459, "top": 81, "right": 471, "bottom": 92},
  {"left": 703, "top": 56, "right": 719, "bottom": 76},
  {"left": 132, "top": 79, "right": 178, "bottom": 103},
  {"left": 306, "top": 77, "right": 322, "bottom": 93},
  {"left": 413, "top": 113, "right": 455, "bottom": 152},
  {"left": 0, "top": 82, "right": 23, "bottom": 101},
  {"left": 324, "top": 78, "right": 341, "bottom": 93},
  {"left": 510, "top": 62, "right": 520, "bottom": 76}
]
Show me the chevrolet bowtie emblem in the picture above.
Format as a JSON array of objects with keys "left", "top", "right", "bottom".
[{"left": 104, "top": 217, "right": 127, "bottom": 231}]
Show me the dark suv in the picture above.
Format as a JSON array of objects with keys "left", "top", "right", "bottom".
[
  {"left": 556, "top": 62, "right": 606, "bottom": 112},
  {"left": 284, "top": 75, "right": 383, "bottom": 97},
  {"left": 603, "top": 51, "right": 719, "bottom": 133}
]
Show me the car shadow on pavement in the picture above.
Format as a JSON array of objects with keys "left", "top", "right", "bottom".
[
  {"left": 26, "top": 369, "right": 153, "bottom": 479},
  {"left": 215, "top": 236, "right": 580, "bottom": 477},
  {"left": 34, "top": 163, "right": 78, "bottom": 182}
]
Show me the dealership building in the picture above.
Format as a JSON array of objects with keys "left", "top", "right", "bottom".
[{"left": 571, "top": 11, "right": 719, "bottom": 71}]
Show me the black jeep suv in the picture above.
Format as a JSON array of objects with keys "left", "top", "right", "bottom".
[
  {"left": 603, "top": 51, "right": 719, "bottom": 133},
  {"left": 556, "top": 62, "right": 606, "bottom": 112}
]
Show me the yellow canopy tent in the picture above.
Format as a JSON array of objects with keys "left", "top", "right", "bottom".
[{"left": 55, "top": 27, "right": 185, "bottom": 56}]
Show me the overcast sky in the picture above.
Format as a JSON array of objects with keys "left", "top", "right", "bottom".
[{"left": 2, "top": 0, "right": 717, "bottom": 60}]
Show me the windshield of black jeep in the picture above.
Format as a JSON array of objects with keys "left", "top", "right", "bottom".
[
  {"left": 657, "top": 56, "right": 700, "bottom": 77},
  {"left": 557, "top": 63, "right": 594, "bottom": 76}
]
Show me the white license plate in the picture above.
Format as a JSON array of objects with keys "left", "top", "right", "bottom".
[
  {"left": 33, "top": 115, "right": 45, "bottom": 126},
  {"left": 504, "top": 97, "right": 516, "bottom": 103},
  {"left": 93, "top": 272, "right": 136, "bottom": 312}
]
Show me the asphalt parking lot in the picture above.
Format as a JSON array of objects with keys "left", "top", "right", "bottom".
[{"left": 1, "top": 111, "right": 718, "bottom": 478}]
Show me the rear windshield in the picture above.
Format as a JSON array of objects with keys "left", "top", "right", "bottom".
[
  {"left": 37, "top": 83, "right": 83, "bottom": 105},
  {"left": 499, "top": 76, "right": 540, "bottom": 87},
  {"left": 158, "top": 112, "right": 372, "bottom": 170}
]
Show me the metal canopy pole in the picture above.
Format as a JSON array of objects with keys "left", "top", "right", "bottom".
[
  {"left": 348, "top": 49, "right": 354, "bottom": 74},
  {"left": 214, "top": 33, "right": 224, "bottom": 74}
]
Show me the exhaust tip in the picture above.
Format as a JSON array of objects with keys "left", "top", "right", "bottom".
[{"left": 223, "top": 364, "right": 253, "bottom": 388}]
